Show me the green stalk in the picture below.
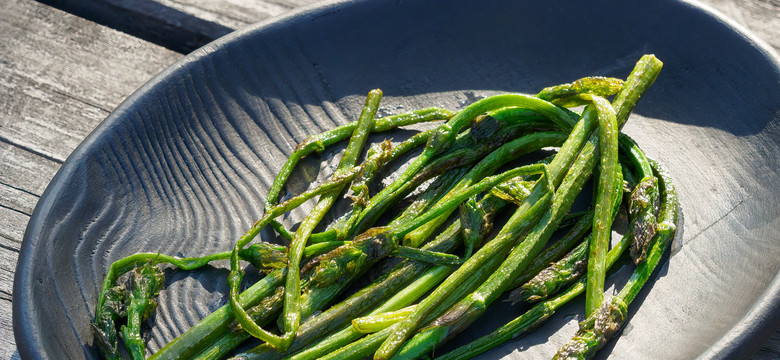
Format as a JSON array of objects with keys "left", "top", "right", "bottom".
[
  {"left": 149, "top": 270, "right": 285, "bottom": 360},
  {"left": 191, "top": 287, "right": 285, "bottom": 360},
  {"left": 552, "top": 160, "right": 678, "bottom": 359},
  {"left": 132, "top": 56, "right": 663, "bottom": 360},
  {"left": 264, "top": 107, "right": 454, "bottom": 239},
  {"left": 386, "top": 143, "right": 597, "bottom": 360},
  {"left": 392, "top": 246, "right": 462, "bottom": 265},
  {"left": 344, "top": 94, "right": 576, "bottom": 241},
  {"left": 507, "top": 210, "right": 594, "bottom": 291},
  {"left": 229, "top": 164, "right": 487, "bottom": 360},
  {"left": 371, "top": 82, "right": 612, "bottom": 360},
  {"left": 514, "top": 236, "right": 590, "bottom": 303},
  {"left": 403, "top": 131, "right": 567, "bottom": 248},
  {"left": 97, "top": 248, "right": 286, "bottom": 360},
  {"left": 619, "top": 134, "right": 660, "bottom": 264},
  {"left": 318, "top": 239, "right": 512, "bottom": 360},
  {"left": 584, "top": 94, "right": 620, "bottom": 317},
  {"left": 352, "top": 306, "right": 416, "bottom": 334},
  {"left": 235, "top": 192, "right": 509, "bottom": 360},
  {"left": 318, "top": 114, "right": 533, "bottom": 245},
  {"left": 347, "top": 115, "right": 563, "bottom": 243},
  {"left": 289, "top": 266, "right": 452, "bottom": 360},
  {"left": 279, "top": 89, "right": 381, "bottom": 350},
  {"left": 226, "top": 90, "right": 383, "bottom": 350},
  {"left": 438, "top": 282, "right": 582, "bottom": 360},
  {"left": 437, "top": 199, "right": 640, "bottom": 360},
  {"left": 537, "top": 76, "right": 625, "bottom": 103},
  {"left": 309, "top": 127, "right": 438, "bottom": 245},
  {"left": 374, "top": 164, "right": 557, "bottom": 359},
  {"left": 384, "top": 56, "right": 663, "bottom": 359},
  {"left": 293, "top": 126, "right": 564, "bottom": 324},
  {"left": 293, "top": 163, "right": 548, "bottom": 328},
  {"left": 120, "top": 264, "right": 165, "bottom": 360},
  {"left": 374, "top": 139, "right": 649, "bottom": 360}
]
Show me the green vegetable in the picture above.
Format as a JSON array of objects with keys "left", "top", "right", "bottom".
[
  {"left": 92, "top": 54, "right": 675, "bottom": 360},
  {"left": 553, "top": 160, "right": 679, "bottom": 359}
]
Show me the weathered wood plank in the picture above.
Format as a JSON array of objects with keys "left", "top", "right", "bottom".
[
  {"left": 37, "top": 0, "right": 233, "bottom": 53},
  {"left": 0, "top": 297, "right": 18, "bottom": 360},
  {"left": 0, "top": 206, "right": 29, "bottom": 249},
  {"left": 0, "top": 0, "right": 184, "bottom": 357},
  {"left": 0, "top": 142, "right": 61, "bottom": 196},
  {"left": 0, "top": 183, "right": 37, "bottom": 224},
  {"left": 152, "top": 0, "right": 306, "bottom": 31},
  {"left": 1, "top": 229, "right": 22, "bottom": 360},
  {"left": 0, "top": 3, "right": 182, "bottom": 165},
  {"left": 35, "top": 0, "right": 314, "bottom": 53}
]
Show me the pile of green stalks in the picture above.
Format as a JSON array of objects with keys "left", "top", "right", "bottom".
[{"left": 91, "top": 54, "right": 679, "bottom": 360}]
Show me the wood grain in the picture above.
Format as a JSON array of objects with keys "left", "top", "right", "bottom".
[
  {"left": 0, "top": 0, "right": 181, "bottom": 358},
  {"left": 0, "top": 0, "right": 777, "bottom": 358}
]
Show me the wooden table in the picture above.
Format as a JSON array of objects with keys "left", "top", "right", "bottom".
[{"left": 1, "top": 0, "right": 777, "bottom": 358}]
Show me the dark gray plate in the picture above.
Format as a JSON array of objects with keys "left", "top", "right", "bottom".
[{"left": 13, "top": 0, "right": 780, "bottom": 359}]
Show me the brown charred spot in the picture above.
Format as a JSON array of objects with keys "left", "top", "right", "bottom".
[
  {"left": 554, "top": 339, "right": 589, "bottom": 360},
  {"left": 629, "top": 176, "right": 660, "bottom": 264},
  {"left": 470, "top": 115, "right": 501, "bottom": 142},
  {"left": 591, "top": 297, "right": 628, "bottom": 340}
]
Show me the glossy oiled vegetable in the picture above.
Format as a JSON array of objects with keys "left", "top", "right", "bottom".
[{"left": 92, "top": 54, "right": 675, "bottom": 360}]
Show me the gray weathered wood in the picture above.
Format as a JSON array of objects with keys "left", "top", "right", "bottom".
[
  {"left": 0, "top": 0, "right": 777, "bottom": 358},
  {"left": 0, "top": 0, "right": 182, "bottom": 358}
]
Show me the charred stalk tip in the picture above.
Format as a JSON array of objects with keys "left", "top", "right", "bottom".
[
  {"left": 470, "top": 114, "right": 501, "bottom": 143},
  {"left": 239, "top": 242, "right": 288, "bottom": 273},
  {"left": 459, "top": 197, "right": 494, "bottom": 258},
  {"left": 300, "top": 226, "right": 396, "bottom": 287},
  {"left": 553, "top": 297, "right": 628, "bottom": 360},
  {"left": 512, "top": 255, "right": 587, "bottom": 304},
  {"left": 587, "top": 297, "right": 628, "bottom": 339},
  {"left": 629, "top": 176, "right": 660, "bottom": 264},
  {"left": 92, "top": 285, "right": 127, "bottom": 358}
]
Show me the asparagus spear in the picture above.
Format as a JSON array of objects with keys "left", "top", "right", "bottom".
[
  {"left": 619, "top": 134, "right": 660, "bottom": 264},
  {"left": 92, "top": 285, "right": 126, "bottom": 360},
  {"left": 510, "top": 160, "right": 626, "bottom": 305},
  {"left": 277, "top": 89, "right": 381, "bottom": 351},
  {"left": 386, "top": 141, "right": 596, "bottom": 360},
  {"left": 231, "top": 180, "right": 528, "bottom": 360},
  {"left": 190, "top": 287, "right": 285, "bottom": 360},
  {"left": 150, "top": 127, "right": 433, "bottom": 359},
  {"left": 120, "top": 263, "right": 165, "bottom": 360},
  {"left": 515, "top": 236, "right": 590, "bottom": 303},
  {"left": 165, "top": 123, "right": 544, "bottom": 360},
  {"left": 537, "top": 77, "right": 625, "bottom": 105},
  {"left": 264, "top": 107, "right": 455, "bottom": 240},
  {"left": 352, "top": 306, "right": 417, "bottom": 334},
  {"left": 552, "top": 160, "right": 678, "bottom": 359},
  {"left": 101, "top": 56, "right": 667, "bottom": 360},
  {"left": 372, "top": 92, "right": 602, "bottom": 360},
  {"left": 317, "top": 237, "right": 513, "bottom": 360},
  {"left": 315, "top": 111, "right": 554, "bottom": 245},
  {"left": 583, "top": 94, "right": 620, "bottom": 317},
  {"left": 342, "top": 94, "right": 577, "bottom": 242},
  {"left": 507, "top": 210, "right": 593, "bottom": 291},
  {"left": 376, "top": 55, "right": 663, "bottom": 360},
  {"left": 294, "top": 162, "right": 553, "bottom": 321},
  {"left": 434, "top": 216, "right": 636, "bottom": 360}
]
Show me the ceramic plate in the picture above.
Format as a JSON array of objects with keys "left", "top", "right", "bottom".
[{"left": 14, "top": 0, "right": 780, "bottom": 358}]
